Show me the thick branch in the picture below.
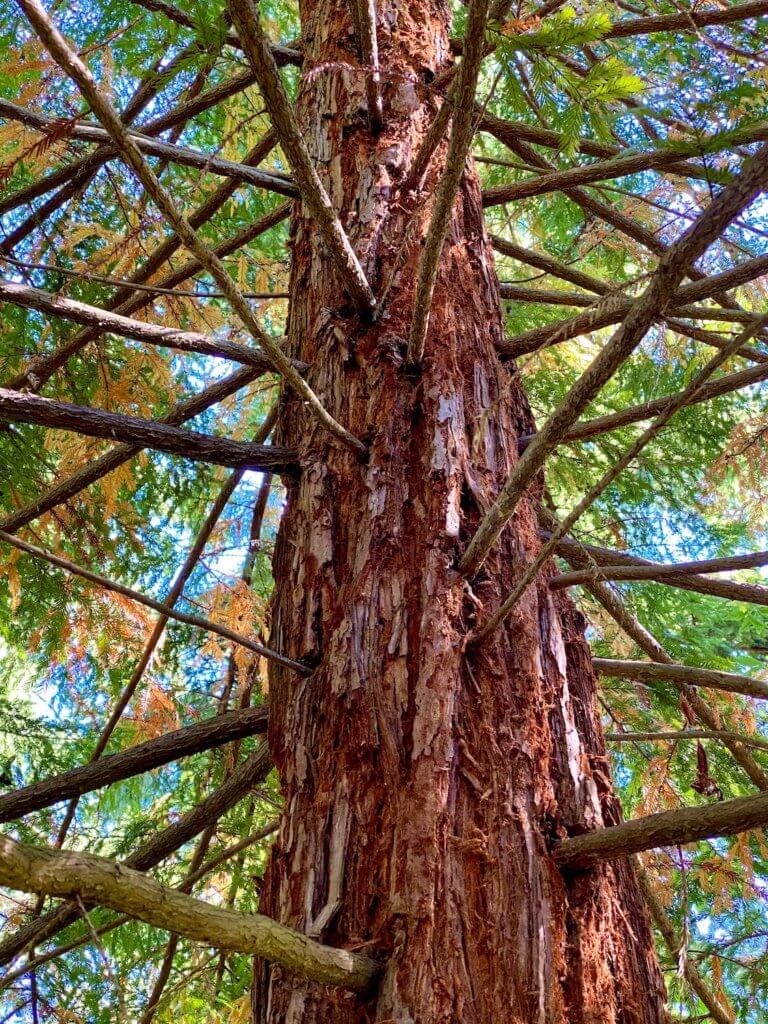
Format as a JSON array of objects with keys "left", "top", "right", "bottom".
[
  {"left": 602, "top": 0, "right": 768, "bottom": 39},
  {"left": 0, "top": 706, "right": 269, "bottom": 823},
  {"left": 593, "top": 658, "right": 768, "bottom": 701},
  {"left": 0, "top": 530, "right": 308, "bottom": 675},
  {"left": 0, "top": 744, "right": 274, "bottom": 968},
  {"left": 555, "top": 788, "right": 768, "bottom": 871},
  {"left": 0, "top": 834, "right": 381, "bottom": 990},
  {"left": 227, "top": 0, "right": 375, "bottom": 315},
  {"left": 0, "top": 389, "right": 297, "bottom": 471},
  {"left": 459, "top": 142, "right": 768, "bottom": 577}
]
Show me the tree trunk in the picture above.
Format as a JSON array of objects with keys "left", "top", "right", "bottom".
[{"left": 254, "top": 0, "right": 667, "bottom": 1020}]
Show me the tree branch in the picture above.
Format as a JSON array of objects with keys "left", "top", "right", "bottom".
[
  {"left": 534, "top": 358, "right": 768, "bottom": 448},
  {"left": 606, "top": 730, "right": 768, "bottom": 754},
  {"left": 545, "top": 534, "right": 768, "bottom": 606},
  {"left": 0, "top": 745, "right": 276, "bottom": 966},
  {"left": 0, "top": 388, "right": 297, "bottom": 471},
  {"left": 0, "top": 745, "right": 274, "bottom": 968},
  {"left": 0, "top": 529, "right": 308, "bottom": 675},
  {"left": 0, "top": 280, "right": 299, "bottom": 369},
  {"left": 15, "top": 0, "right": 365, "bottom": 455},
  {"left": 459, "top": 144, "right": 768, "bottom": 577},
  {"left": 555, "top": 787, "right": 768, "bottom": 871},
  {"left": 0, "top": 706, "right": 269, "bottom": 823},
  {"left": 5, "top": 198, "right": 288, "bottom": 392},
  {"left": 0, "top": 366, "right": 260, "bottom": 534},
  {"left": 0, "top": 833, "right": 381, "bottom": 990},
  {"left": 636, "top": 866, "right": 735, "bottom": 1024},
  {"left": 602, "top": 0, "right": 768, "bottom": 39},
  {"left": 552, "top": 551, "right": 768, "bottom": 587},
  {"left": 540, "top": 506, "right": 768, "bottom": 791},
  {"left": 593, "top": 658, "right": 768, "bottom": 702},
  {"left": 0, "top": 99, "right": 297, "bottom": 198}
]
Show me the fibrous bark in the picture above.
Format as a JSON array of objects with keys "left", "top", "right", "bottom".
[{"left": 252, "top": 1, "right": 667, "bottom": 1020}]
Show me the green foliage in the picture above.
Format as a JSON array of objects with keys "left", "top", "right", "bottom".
[{"left": 0, "top": 0, "right": 766, "bottom": 1019}]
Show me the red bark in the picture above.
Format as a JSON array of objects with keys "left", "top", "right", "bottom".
[{"left": 253, "top": 1, "right": 667, "bottom": 1020}]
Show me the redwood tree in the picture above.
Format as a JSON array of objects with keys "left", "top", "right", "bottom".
[{"left": 0, "top": 1, "right": 768, "bottom": 1022}]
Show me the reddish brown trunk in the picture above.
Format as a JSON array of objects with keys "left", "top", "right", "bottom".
[{"left": 254, "top": 1, "right": 667, "bottom": 1020}]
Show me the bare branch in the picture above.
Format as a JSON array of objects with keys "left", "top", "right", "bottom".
[
  {"left": 5, "top": 198, "right": 288, "bottom": 392},
  {"left": 0, "top": 529, "right": 308, "bottom": 675},
  {"left": 543, "top": 507, "right": 768, "bottom": 791},
  {"left": 0, "top": 280, "right": 299, "bottom": 369},
  {"left": 470, "top": 314, "right": 768, "bottom": 638},
  {"left": 459, "top": 146, "right": 768, "bottom": 577},
  {"left": 406, "top": 0, "right": 491, "bottom": 365},
  {"left": 537, "top": 359, "right": 768, "bottom": 447},
  {"left": 555, "top": 548, "right": 768, "bottom": 579},
  {"left": 555, "top": 787, "right": 768, "bottom": 871},
  {"left": 606, "top": 730, "right": 768, "bottom": 754},
  {"left": 0, "top": 99, "right": 297, "bottom": 198},
  {"left": 546, "top": 534, "right": 768, "bottom": 606},
  {"left": 45, "top": 404, "right": 278, "bottom": 856},
  {"left": 0, "top": 366, "right": 261, "bottom": 534},
  {"left": 0, "top": 706, "right": 269, "bottom": 823},
  {"left": 0, "top": 834, "right": 381, "bottom": 990},
  {"left": 637, "top": 867, "right": 735, "bottom": 1024},
  {"left": 602, "top": 0, "right": 768, "bottom": 39},
  {"left": 593, "top": 658, "right": 768, "bottom": 701},
  {"left": 15, "top": 0, "right": 365, "bottom": 455},
  {"left": 0, "top": 388, "right": 297, "bottom": 471},
  {"left": 227, "top": 0, "right": 376, "bottom": 316}
]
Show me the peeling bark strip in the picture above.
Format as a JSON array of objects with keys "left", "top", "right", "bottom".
[
  {"left": 252, "top": 0, "right": 666, "bottom": 1019},
  {"left": 555, "top": 789, "right": 768, "bottom": 871},
  {"left": 0, "top": 705, "right": 269, "bottom": 823}
]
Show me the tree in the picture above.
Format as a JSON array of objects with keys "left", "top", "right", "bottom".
[{"left": 0, "top": 0, "right": 767, "bottom": 1021}]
